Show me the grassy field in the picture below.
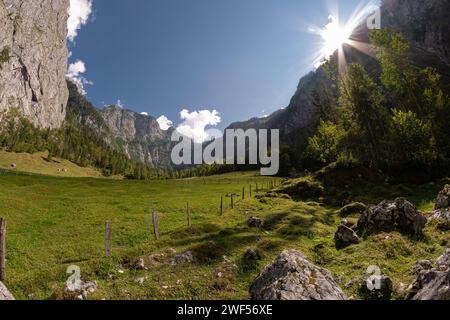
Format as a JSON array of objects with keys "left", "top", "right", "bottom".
[
  {"left": 0, "top": 150, "right": 105, "bottom": 178},
  {"left": 0, "top": 169, "right": 448, "bottom": 300}
]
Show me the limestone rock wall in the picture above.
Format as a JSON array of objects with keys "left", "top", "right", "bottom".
[{"left": 0, "top": 0, "right": 70, "bottom": 129}]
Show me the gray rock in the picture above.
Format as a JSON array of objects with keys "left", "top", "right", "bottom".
[
  {"left": 340, "top": 202, "right": 367, "bottom": 216},
  {"left": 437, "top": 249, "right": 450, "bottom": 271},
  {"left": 335, "top": 225, "right": 360, "bottom": 249},
  {"left": 430, "top": 185, "right": 450, "bottom": 230},
  {"left": 247, "top": 217, "right": 264, "bottom": 229},
  {"left": 0, "top": 0, "right": 69, "bottom": 129},
  {"left": 244, "top": 248, "right": 263, "bottom": 261},
  {"left": 412, "top": 260, "right": 434, "bottom": 275},
  {"left": 429, "top": 208, "right": 450, "bottom": 230},
  {"left": 170, "top": 251, "right": 194, "bottom": 265},
  {"left": 357, "top": 198, "right": 427, "bottom": 236},
  {"left": 406, "top": 270, "right": 450, "bottom": 300},
  {"left": 100, "top": 106, "right": 174, "bottom": 168},
  {"left": 360, "top": 275, "right": 394, "bottom": 300},
  {"left": 0, "top": 281, "right": 14, "bottom": 300},
  {"left": 340, "top": 219, "right": 355, "bottom": 228},
  {"left": 249, "top": 250, "right": 348, "bottom": 300},
  {"left": 64, "top": 279, "right": 97, "bottom": 300},
  {"left": 407, "top": 249, "right": 450, "bottom": 300},
  {"left": 135, "top": 258, "right": 147, "bottom": 270},
  {"left": 435, "top": 185, "right": 450, "bottom": 210}
]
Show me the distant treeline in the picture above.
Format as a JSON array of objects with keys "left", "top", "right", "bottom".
[{"left": 0, "top": 108, "right": 244, "bottom": 180}]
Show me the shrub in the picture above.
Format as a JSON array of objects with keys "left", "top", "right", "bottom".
[
  {"left": 386, "top": 109, "right": 436, "bottom": 167},
  {"left": 0, "top": 47, "right": 11, "bottom": 69}
]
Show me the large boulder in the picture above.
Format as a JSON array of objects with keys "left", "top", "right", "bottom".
[
  {"left": 335, "top": 225, "right": 360, "bottom": 249},
  {"left": 429, "top": 209, "right": 450, "bottom": 230},
  {"left": 435, "top": 185, "right": 450, "bottom": 210},
  {"left": 429, "top": 185, "right": 450, "bottom": 230},
  {"left": 249, "top": 250, "right": 348, "bottom": 300},
  {"left": 0, "top": 281, "right": 14, "bottom": 300},
  {"left": 407, "top": 249, "right": 450, "bottom": 300},
  {"left": 357, "top": 198, "right": 427, "bottom": 236}
]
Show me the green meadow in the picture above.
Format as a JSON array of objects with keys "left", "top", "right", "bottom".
[{"left": 0, "top": 169, "right": 448, "bottom": 300}]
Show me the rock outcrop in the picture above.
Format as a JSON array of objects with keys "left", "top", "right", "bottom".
[
  {"left": 435, "top": 185, "right": 450, "bottom": 210},
  {"left": 247, "top": 217, "right": 265, "bottom": 229},
  {"left": 100, "top": 106, "right": 174, "bottom": 168},
  {"left": 0, "top": 0, "right": 69, "bottom": 129},
  {"left": 429, "top": 185, "right": 450, "bottom": 230},
  {"left": 357, "top": 198, "right": 427, "bottom": 236},
  {"left": 250, "top": 250, "right": 348, "bottom": 300},
  {"left": 170, "top": 251, "right": 194, "bottom": 265},
  {"left": 335, "top": 224, "right": 360, "bottom": 249},
  {"left": 0, "top": 281, "right": 14, "bottom": 300},
  {"left": 340, "top": 202, "right": 367, "bottom": 217},
  {"left": 407, "top": 249, "right": 450, "bottom": 300}
]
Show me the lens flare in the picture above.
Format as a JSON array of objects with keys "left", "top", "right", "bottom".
[{"left": 309, "top": 0, "right": 380, "bottom": 70}]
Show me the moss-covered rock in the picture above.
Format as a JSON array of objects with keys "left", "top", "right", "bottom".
[{"left": 340, "top": 202, "right": 367, "bottom": 216}]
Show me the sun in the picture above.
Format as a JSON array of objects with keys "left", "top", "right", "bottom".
[
  {"left": 309, "top": 1, "right": 380, "bottom": 71},
  {"left": 320, "top": 15, "right": 353, "bottom": 59}
]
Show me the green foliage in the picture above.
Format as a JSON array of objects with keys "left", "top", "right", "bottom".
[
  {"left": 386, "top": 109, "right": 436, "bottom": 167},
  {"left": 370, "top": 29, "right": 416, "bottom": 107},
  {"left": 0, "top": 107, "right": 166, "bottom": 179},
  {"left": 339, "top": 63, "right": 387, "bottom": 166},
  {"left": 0, "top": 47, "right": 11, "bottom": 69},
  {"left": 304, "top": 120, "right": 345, "bottom": 166},
  {"left": 0, "top": 108, "right": 49, "bottom": 153},
  {"left": 301, "top": 29, "right": 450, "bottom": 179}
]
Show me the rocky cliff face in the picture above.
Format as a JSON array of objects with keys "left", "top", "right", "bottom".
[
  {"left": 382, "top": 0, "right": 450, "bottom": 68},
  {"left": 228, "top": 0, "right": 450, "bottom": 139},
  {"left": 100, "top": 106, "right": 174, "bottom": 168},
  {"left": 0, "top": 0, "right": 69, "bottom": 129}
]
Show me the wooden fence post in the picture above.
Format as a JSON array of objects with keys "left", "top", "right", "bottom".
[
  {"left": 249, "top": 185, "right": 252, "bottom": 198},
  {"left": 221, "top": 196, "right": 224, "bottom": 216},
  {"left": 0, "top": 218, "right": 6, "bottom": 281},
  {"left": 231, "top": 195, "right": 234, "bottom": 209},
  {"left": 242, "top": 187, "right": 245, "bottom": 200},
  {"left": 187, "top": 202, "right": 192, "bottom": 228},
  {"left": 152, "top": 212, "right": 159, "bottom": 240},
  {"left": 105, "top": 221, "right": 112, "bottom": 257}
]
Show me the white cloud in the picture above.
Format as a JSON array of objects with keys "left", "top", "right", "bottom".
[
  {"left": 157, "top": 115, "right": 173, "bottom": 131},
  {"left": 68, "top": 0, "right": 93, "bottom": 42},
  {"left": 116, "top": 99, "right": 124, "bottom": 108},
  {"left": 176, "top": 109, "right": 221, "bottom": 143},
  {"left": 66, "top": 60, "right": 93, "bottom": 95},
  {"left": 140, "top": 112, "right": 149, "bottom": 116}
]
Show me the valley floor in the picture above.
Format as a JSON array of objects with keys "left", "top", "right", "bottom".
[{"left": 0, "top": 170, "right": 447, "bottom": 300}]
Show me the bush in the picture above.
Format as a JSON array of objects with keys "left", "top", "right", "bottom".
[
  {"left": 304, "top": 120, "right": 345, "bottom": 167},
  {"left": 278, "top": 177, "right": 324, "bottom": 199},
  {"left": 386, "top": 109, "right": 436, "bottom": 167},
  {"left": 0, "top": 47, "right": 11, "bottom": 69}
]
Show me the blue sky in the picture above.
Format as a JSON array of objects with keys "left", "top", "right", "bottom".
[{"left": 68, "top": 0, "right": 377, "bottom": 131}]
